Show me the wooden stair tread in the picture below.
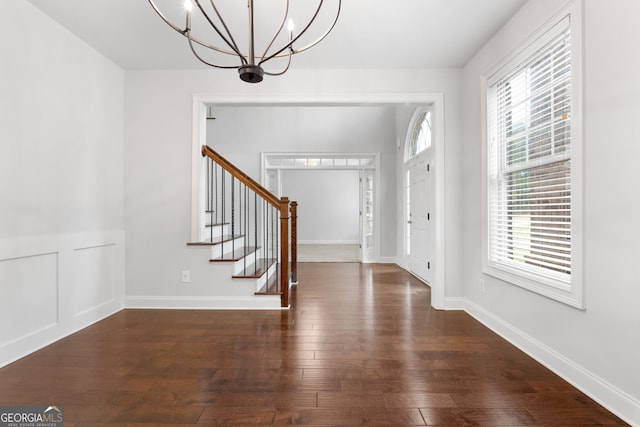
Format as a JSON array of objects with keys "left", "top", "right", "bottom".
[
  {"left": 205, "top": 222, "right": 229, "bottom": 228},
  {"left": 210, "top": 246, "right": 260, "bottom": 262},
  {"left": 232, "top": 258, "right": 277, "bottom": 279},
  {"left": 187, "top": 234, "right": 243, "bottom": 246}
]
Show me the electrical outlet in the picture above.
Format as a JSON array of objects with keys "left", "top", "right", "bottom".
[
  {"left": 479, "top": 278, "right": 485, "bottom": 293},
  {"left": 181, "top": 270, "right": 191, "bottom": 283}
]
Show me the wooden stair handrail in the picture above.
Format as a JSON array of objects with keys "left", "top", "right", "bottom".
[
  {"left": 202, "top": 145, "right": 280, "bottom": 208},
  {"left": 201, "top": 144, "right": 297, "bottom": 308}
]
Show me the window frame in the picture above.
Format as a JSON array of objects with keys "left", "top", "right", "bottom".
[{"left": 481, "top": 1, "right": 584, "bottom": 309}]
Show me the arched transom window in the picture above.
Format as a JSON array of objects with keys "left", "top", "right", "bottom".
[{"left": 405, "top": 108, "right": 432, "bottom": 161}]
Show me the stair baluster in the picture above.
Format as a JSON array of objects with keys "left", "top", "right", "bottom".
[{"left": 192, "top": 145, "right": 297, "bottom": 307}]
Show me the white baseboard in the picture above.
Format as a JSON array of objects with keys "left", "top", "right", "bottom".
[
  {"left": 378, "top": 256, "right": 399, "bottom": 264},
  {"left": 125, "top": 295, "right": 283, "bottom": 310},
  {"left": 298, "top": 240, "right": 360, "bottom": 245},
  {"left": 465, "top": 299, "right": 640, "bottom": 426},
  {"left": 0, "top": 300, "right": 122, "bottom": 369},
  {"left": 444, "top": 297, "right": 465, "bottom": 310}
]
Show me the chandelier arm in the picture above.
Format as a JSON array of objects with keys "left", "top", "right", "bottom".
[
  {"left": 285, "top": 0, "right": 341, "bottom": 55},
  {"left": 147, "top": 0, "right": 242, "bottom": 57},
  {"left": 187, "top": 32, "right": 242, "bottom": 69},
  {"left": 263, "top": 48, "right": 293, "bottom": 76},
  {"left": 147, "top": 0, "right": 341, "bottom": 82},
  {"left": 193, "top": 0, "right": 247, "bottom": 63},
  {"left": 259, "top": 0, "right": 290, "bottom": 63},
  {"left": 260, "top": 0, "right": 325, "bottom": 64},
  {"left": 208, "top": 0, "right": 242, "bottom": 56},
  {"left": 147, "top": 0, "right": 194, "bottom": 35},
  {"left": 260, "top": 0, "right": 339, "bottom": 65}
]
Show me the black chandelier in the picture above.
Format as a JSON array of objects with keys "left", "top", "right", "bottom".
[{"left": 147, "top": 0, "right": 341, "bottom": 83}]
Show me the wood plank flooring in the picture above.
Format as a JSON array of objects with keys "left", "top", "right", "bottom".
[{"left": 0, "top": 263, "right": 627, "bottom": 426}]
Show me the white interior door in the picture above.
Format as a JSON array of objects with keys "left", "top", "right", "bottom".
[{"left": 408, "top": 154, "right": 432, "bottom": 283}]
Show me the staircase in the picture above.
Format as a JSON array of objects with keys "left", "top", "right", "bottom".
[{"left": 188, "top": 146, "right": 297, "bottom": 308}]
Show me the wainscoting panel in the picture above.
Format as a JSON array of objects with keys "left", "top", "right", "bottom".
[
  {"left": 73, "top": 244, "right": 116, "bottom": 317},
  {"left": 0, "top": 253, "right": 59, "bottom": 346},
  {"left": 0, "top": 231, "right": 125, "bottom": 368}
]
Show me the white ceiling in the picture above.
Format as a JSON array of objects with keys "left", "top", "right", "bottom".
[{"left": 26, "top": 0, "right": 527, "bottom": 71}]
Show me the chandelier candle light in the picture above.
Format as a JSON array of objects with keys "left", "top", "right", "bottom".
[{"left": 147, "top": 0, "right": 341, "bottom": 83}]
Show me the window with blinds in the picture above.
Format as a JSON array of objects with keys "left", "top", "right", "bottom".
[{"left": 486, "top": 15, "right": 579, "bottom": 294}]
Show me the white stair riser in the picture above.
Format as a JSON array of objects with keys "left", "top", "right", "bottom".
[
  {"left": 231, "top": 248, "right": 264, "bottom": 274},
  {"left": 252, "top": 262, "right": 279, "bottom": 293},
  {"left": 209, "top": 236, "right": 246, "bottom": 259},
  {"left": 206, "top": 262, "right": 276, "bottom": 295},
  {"left": 201, "top": 223, "right": 229, "bottom": 241}
]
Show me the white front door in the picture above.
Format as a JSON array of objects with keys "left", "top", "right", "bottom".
[{"left": 408, "top": 153, "right": 432, "bottom": 283}]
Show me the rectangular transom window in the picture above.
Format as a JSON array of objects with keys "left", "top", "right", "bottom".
[{"left": 484, "top": 4, "right": 583, "bottom": 308}]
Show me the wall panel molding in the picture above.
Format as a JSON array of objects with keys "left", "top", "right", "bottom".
[
  {"left": 0, "top": 231, "right": 125, "bottom": 368},
  {"left": 0, "top": 253, "right": 59, "bottom": 346},
  {"left": 73, "top": 243, "right": 117, "bottom": 317}
]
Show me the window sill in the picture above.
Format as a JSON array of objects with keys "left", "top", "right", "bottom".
[{"left": 483, "top": 262, "right": 585, "bottom": 310}]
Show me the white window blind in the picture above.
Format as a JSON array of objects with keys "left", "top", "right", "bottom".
[{"left": 487, "top": 17, "right": 573, "bottom": 286}]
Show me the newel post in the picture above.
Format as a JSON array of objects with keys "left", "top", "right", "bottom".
[
  {"left": 279, "top": 197, "right": 290, "bottom": 308},
  {"left": 290, "top": 201, "right": 298, "bottom": 284}
]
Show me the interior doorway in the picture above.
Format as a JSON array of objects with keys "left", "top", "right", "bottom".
[
  {"left": 191, "top": 93, "right": 446, "bottom": 309},
  {"left": 282, "top": 169, "right": 360, "bottom": 262},
  {"left": 261, "top": 153, "right": 379, "bottom": 263}
]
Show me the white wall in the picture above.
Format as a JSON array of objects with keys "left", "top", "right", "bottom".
[
  {"left": 208, "top": 105, "right": 393, "bottom": 247},
  {"left": 281, "top": 169, "right": 360, "bottom": 244},
  {"left": 461, "top": 0, "right": 640, "bottom": 423},
  {"left": 124, "top": 68, "right": 463, "bottom": 306},
  {"left": 0, "top": 1, "right": 125, "bottom": 367}
]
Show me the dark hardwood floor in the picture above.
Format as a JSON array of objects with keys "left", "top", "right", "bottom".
[{"left": 0, "top": 263, "right": 627, "bottom": 426}]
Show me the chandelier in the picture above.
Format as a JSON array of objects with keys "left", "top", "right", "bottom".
[{"left": 147, "top": 0, "right": 341, "bottom": 83}]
